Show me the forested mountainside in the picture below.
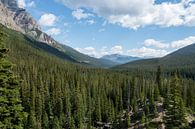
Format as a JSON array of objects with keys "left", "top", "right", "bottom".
[
  {"left": 114, "top": 43, "right": 195, "bottom": 78},
  {"left": 1, "top": 24, "right": 195, "bottom": 129},
  {"left": 0, "top": 23, "right": 116, "bottom": 68},
  {"left": 0, "top": 1, "right": 195, "bottom": 128},
  {"left": 0, "top": 0, "right": 116, "bottom": 68}
]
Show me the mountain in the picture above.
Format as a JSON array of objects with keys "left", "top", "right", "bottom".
[
  {"left": 114, "top": 44, "right": 195, "bottom": 74},
  {"left": 0, "top": 0, "right": 61, "bottom": 45},
  {"left": 101, "top": 54, "right": 141, "bottom": 64},
  {"left": 0, "top": 0, "right": 115, "bottom": 67}
]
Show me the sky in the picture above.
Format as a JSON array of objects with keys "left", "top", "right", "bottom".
[{"left": 17, "top": 0, "right": 195, "bottom": 58}]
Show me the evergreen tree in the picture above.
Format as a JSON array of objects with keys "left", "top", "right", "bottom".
[
  {"left": 164, "top": 74, "right": 188, "bottom": 129},
  {"left": 93, "top": 97, "right": 101, "bottom": 122},
  {"left": 52, "top": 117, "right": 60, "bottom": 129},
  {"left": 42, "top": 111, "right": 49, "bottom": 129},
  {"left": 0, "top": 31, "right": 27, "bottom": 128},
  {"left": 156, "top": 66, "right": 162, "bottom": 95},
  {"left": 2, "top": 24, "right": 195, "bottom": 129},
  {"left": 27, "top": 111, "right": 36, "bottom": 129}
]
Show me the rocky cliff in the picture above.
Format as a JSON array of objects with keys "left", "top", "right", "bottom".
[{"left": 0, "top": 0, "right": 58, "bottom": 45}]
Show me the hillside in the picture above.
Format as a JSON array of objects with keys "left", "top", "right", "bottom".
[
  {"left": 2, "top": 24, "right": 117, "bottom": 68},
  {"left": 1, "top": 26, "right": 195, "bottom": 128},
  {"left": 1, "top": 1, "right": 195, "bottom": 129},
  {"left": 58, "top": 44, "right": 118, "bottom": 67},
  {"left": 2, "top": 25, "right": 195, "bottom": 129},
  {"left": 114, "top": 43, "right": 195, "bottom": 76},
  {"left": 0, "top": 0, "right": 116, "bottom": 68}
]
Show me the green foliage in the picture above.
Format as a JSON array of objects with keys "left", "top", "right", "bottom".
[
  {"left": 164, "top": 74, "right": 188, "bottom": 129},
  {"left": 0, "top": 30, "right": 27, "bottom": 129},
  {"left": 114, "top": 44, "right": 195, "bottom": 78},
  {"left": 1, "top": 24, "right": 195, "bottom": 129}
]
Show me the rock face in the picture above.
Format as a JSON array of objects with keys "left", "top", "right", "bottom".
[{"left": 0, "top": 0, "right": 57, "bottom": 45}]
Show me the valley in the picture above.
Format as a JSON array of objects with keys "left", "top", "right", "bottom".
[
  {"left": 1, "top": 24, "right": 195, "bottom": 129},
  {"left": 0, "top": 0, "right": 195, "bottom": 129}
]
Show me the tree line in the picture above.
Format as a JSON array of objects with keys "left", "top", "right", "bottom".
[{"left": 0, "top": 26, "right": 195, "bottom": 129}]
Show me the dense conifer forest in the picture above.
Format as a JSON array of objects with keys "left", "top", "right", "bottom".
[{"left": 0, "top": 25, "right": 195, "bottom": 129}]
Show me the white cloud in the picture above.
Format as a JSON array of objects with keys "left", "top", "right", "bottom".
[
  {"left": 110, "top": 45, "right": 123, "bottom": 54},
  {"left": 64, "top": 22, "right": 69, "bottom": 27},
  {"left": 75, "top": 35, "right": 195, "bottom": 58},
  {"left": 58, "top": 0, "right": 195, "bottom": 29},
  {"left": 75, "top": 45, "right": 124, "bottom": 58},
  {"left": 131, "top": 35, "right": 195, "bottom": 57},
  {"left": 27, "top": 1, "right": 36, "bottom": 7},
  {"left": 18, "top": 0, "right": 26, "bottom": 8},
  {"left": 144, "top": 39, "right": 169, "bottom": 49},
  {"left": 72, "top": 9, "right": 93, "bottom": 20},
  {"left": 46, "top": 28, "right": 61, "bottom": 35},
  {"left": 38, "top": 13, "right": 57, "bottom": 26},
  {"left": 76, "top": 47, "right": 98, "bottom": 57},
  {"left": 98, "top": 28, "right": 105, "bottom": 32},
  {"left": 76, "top": 45, "right": 169, "bottom": 58},
  {"left": 87, "top": 19, "right": 95, "bottom": 25},
  {"left": 102, "top": 21, "right": 107, "bottom": 26},
  {"left": 171, "top": 36, "right": 195, "bottom": 49},
  {"left": 18, "top": 0, "right": 36, "bottom": 8},
  {"left": 127, "top": 47, "right": 169, "bottom": 57},
  {"left": 143, "top": 36, "right": 195, "bottom": 50}
]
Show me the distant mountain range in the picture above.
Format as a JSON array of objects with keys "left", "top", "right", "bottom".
[
  {"left": 114, "top": 43, "right": 195, "bottom": 73},
  {"left": 101, "top": 54, "right": 141, "bottom": 64},
  {"left": 0, "top": 0, "right": 116, "bottom": 68}
]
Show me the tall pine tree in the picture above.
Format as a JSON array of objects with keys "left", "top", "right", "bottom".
[
  {"left": 0, "top": 31, "right": 27, "bottom": 128},
  {"left": 164, "top": 73, "right": 188, "bottom": 129}
]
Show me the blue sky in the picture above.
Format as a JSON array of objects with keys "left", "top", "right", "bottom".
[{"left": 18, "top": 0, "right": 195, "bottom": 58}]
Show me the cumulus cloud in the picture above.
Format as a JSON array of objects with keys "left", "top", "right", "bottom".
[
  {"left": 75, "top": 35, "right": 195, "bottom": 58},
  {"left": 72, "top": 9, "right": 93, "bottom": 20},
  {"left": 18, "top": 0, "right": 36, "bottom": 8},
  {"left": 144, "top": 36, "right": 195, "bottom": 50},
  {"left": 171, "top": 36, "right": 195, "bottom": 49},
  {"left": 130, "top": 35, "right": 195, "bottom": 57},
  {"left": 75, "top": 45, "right": 124, "bottom": 58},
  {"left": 27, "top": 1, "right": 36, "bottom": 7},
  {"left": 110, "top": 45, "right": 123, "bottom": 54},
  {"left": 57, "top": 0, "right": 195, "bottom": 29},
  {"left": 144, "top": 39, "right": 169, "bottom": 49},
  {"left": 46, "top": 28, "right": 61, "bottom": 35},
  {"left": 87, "top": 19, "right": 95, "bottom": 25},
  {"left": 76, "top": 47, "right": 98, "bottom": 57},
  {"left": 127, "top": 47, "right": 169, "bottom": 57},
  {"left": 38, "top": 13, "right": 57, "bottom": 26}
]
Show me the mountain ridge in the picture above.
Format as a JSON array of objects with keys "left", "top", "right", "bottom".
[
  {"left": 114, "top": 43, "right": 195, "bottom": 73},
  {"left": 0, "top": 0, "right": 116, "bottom": 67},
  {"left": 0, "top": 0, "right": 61, "bottom": 45}
]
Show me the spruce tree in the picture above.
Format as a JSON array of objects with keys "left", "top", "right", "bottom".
[
  {"left": 0, "top": 31, "right": 27, "bottom": 128},
  {"left": 27, "top": 111, "right": 36, "bottom": 129},
  {"left": 164, "top": 74, "right": 188, "bottom": 129},
  {"left": 156, "top": 66, "right": 162, "bottom": 95},
  {"left": 42, "top": 111, "right": 49, "bottom": 129}
]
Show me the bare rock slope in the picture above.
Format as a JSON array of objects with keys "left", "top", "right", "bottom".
[{"left": 0, "top": 0, "right": 57, "bottom": 45}]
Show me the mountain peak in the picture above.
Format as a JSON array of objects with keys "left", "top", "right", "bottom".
[{"left": 0, "top": 0, "right": 60, "bottom": 46}]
